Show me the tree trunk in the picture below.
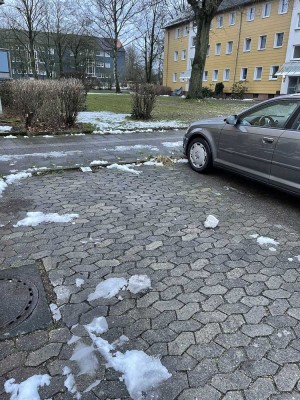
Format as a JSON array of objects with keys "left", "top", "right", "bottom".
[
  {"left": 187, "top": 15, "right": 211, "bottom": 99},
  {"left": 113, "top": 40, "right": 121, "bottom": 93},
  {"left": 28, "top": 32, "right": 38, "bottom": 79}
]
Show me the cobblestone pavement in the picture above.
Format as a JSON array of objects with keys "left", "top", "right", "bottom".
[{"left": 0, "top": 164, "right": 300, "bottom": 399}]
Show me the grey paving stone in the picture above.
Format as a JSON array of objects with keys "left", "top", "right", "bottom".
[
  {"left": 218, "top": 348, "right": 247, "bottom": 373},
  {"left": 0, "top": 352, "right": 27, "bottom": 376},
  {"left": 168, "top": 332, "right": 195, "bottom": 355},
  {"left": 195, "top": 323, "right": 221, "bottom": 344},
  {"left": 211, "top": 371, "right": 251, "bottom": 393},
  {"left": 215, "top": 332, "right": 251, "bottom": 349},
  {"left": 268, "top": 347, "right": 300, "bottom": 365},
  {"left": 274, "top": 364, "right": 300, "bottom": 392},
  {"left": 222, "top": 391, "right": 244, "bottom": 400},
  {"left": 244, "top": 306, "right": 267, "bottom": 324},
  {"left": 178, "top": 385, "right": 221, "bottom": 400},
  {"left": 15, "top": 331, "right": 49, "bottom": 351},
  {"left": 245, "top": 378, "right": 276, "bottom": 400},
  {"left": 242, "top": 358, "right": 279, "bottom": 378},
  {"left": 26, "top": 343, "right": 63, "bottom": 366},
  {"left": 176, "top": 303, "right": 200, "bottom": 320},
  {"left": 241, "top": 324, "right": 274, "bottom": 338},
  {"left": 221, "top": 314, "right": 245, "bottom": 333},
  {"left": 188, "top": 358, "right": 218, "bottom": 386}
]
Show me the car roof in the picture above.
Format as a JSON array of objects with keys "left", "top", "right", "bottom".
[{"left": 278, "top": 94, "right": 300, "bottom": 100}]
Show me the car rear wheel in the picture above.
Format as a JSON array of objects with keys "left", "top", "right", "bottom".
[{"left": 187, "top": 137, "right": 212, "bottom": 173}]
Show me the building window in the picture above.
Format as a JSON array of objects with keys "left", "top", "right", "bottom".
[
  {"left": 259, "top": 35, "right": 267, "bottom": 50},
  {"left": 278, "top": 0, "right": 288, "bottom": 14},
  {"left": 262, "top": 2, "right": 271, "bottom": 17},
  {"left": 180, "top": 72, "right": 185, "bottom": 82},
  {"left": 215, "top": 43, "right": 221, "bottom": 55},
  {"left": 254, "top": 66, "right": 263, "bottom": 80},
  {"left": 174, "top": 51, "right": 178, "bottom": 61},
  {"left": 244, "top": 37, "right": 252, "bottom": 51},
  {"left": 229, "top": 12, "right": 236, "bottom": 25},
  {"left": 183, "top": 26, "right": 189, "bottom": 37},
  {"left": 181, "top": 50, "right": 186, "bottom": 60},
  {"left": 203, "top": 71, "right": 208, "bottom": 81},
  {"left": 297, "top": 13, "right": 300, "bottom": 28},
  {"left": 269, "top": 66, "right": 279, "bottom": 79},
  {"left": 173, "top": 73, "right": 177, "bottom": 82},
  {"left": 105, "top": 52, "right": 110, "bottom": 57},
  {"left": 207, "top": 44, "right": 210, "bottom": 56},
  {"left": 192, "top": 36, "right": 197, "bottom": 47},
  {"left": 226, "top": 41, "right": 233, "bottom": 54},
  {"left": 175, "top": 28, "right": 180, "bottom": 39},
  {"left": 213, "top": 69, "right": 219, "bottom": 81},
  {"left": 293, "top": 45, "right": 300, "bottom": 58},
  {"left": 247, "top": 6, "right": 255, "bottom": 21},
  {"left": 97, "top": 62, "right": 104, "bottom": 67},
  {"left": 274, "top": 32, "right": 284, "bottom": 47},
  {"left": 105, "top": 63, "right": 110, "bottom": 68},
  {"left": 240, "top": 67, "right": 248, "bottom": 80},
  {"left": 217, "top": 15, "right": 224, "bottom": 28},
  {"left": 223, "top": 68, "right": 230, "bottom": 81}
]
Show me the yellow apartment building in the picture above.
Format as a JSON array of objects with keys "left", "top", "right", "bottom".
[{"left": 163, "top": 0, "right": 300, "bottom": 99}]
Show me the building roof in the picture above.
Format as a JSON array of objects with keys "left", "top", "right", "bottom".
[{"left": 164, "top": 0, "right": 256, "bottom": 29}]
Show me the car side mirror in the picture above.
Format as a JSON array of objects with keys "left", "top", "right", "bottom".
[{"left": 225, "top": 115, "right": 238, "bottom": 125}]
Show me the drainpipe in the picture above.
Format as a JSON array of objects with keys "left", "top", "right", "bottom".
[{"left": 233, "top": 9, "right": 243, "bottom": 82}]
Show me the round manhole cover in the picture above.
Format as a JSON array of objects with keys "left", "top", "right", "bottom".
[{"left": 0, "top": 278, "right": 39, "bottom": 333}]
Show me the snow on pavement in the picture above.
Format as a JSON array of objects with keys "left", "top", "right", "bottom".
[
  {"left": 162, "top": 141, "right": 182, "bottom": 148},
  {"left": 107, "top": 163, "right": 141, "bottom": 175},
  {"left": 204, "top": 215, "right": 219, "bottom": 229},
  {"left": 13, "top": 212, "right": 79, "bottom": 227},
  {"left": 4, "top": 374, "right": 51, "bottom": 400},
  {"left": 4, "top": 171, "right": 32, "bottom": 185},
  {"left": 50, "top": 303, "right": 62, "bottom": 321},
  {"left": 0, "top": 150, "right": 82, "bottom": 162},
  {"left": 0, "top": 179, "right": 8, "bottom": 197},
  {"left": 63, "top": 367, "right": 81, "bottom": 400},
  {"left": 114, "top": 144, "right": 159, "bottom": 152},
  {"left": 70, "top": 342, "right": 99, "bottom": 376},
  {"left": 256, "top": 236, "right": 279, "bottom": 246}
]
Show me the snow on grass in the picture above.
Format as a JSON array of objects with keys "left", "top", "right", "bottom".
[
  {"left": 107, "top": 163, "right": 141, "bottom": 175},
  {"left": 0, "top": 126, "right": 12, "bottom": 132},
  {"left": 257, "top": 236, "right": 279, "bottom": 247},
  {"left": 162, "top": 141, "right": 182, "bottom": 148},
  {"left": 76, "top": 278, "right": 84, "bottom": 288},
  {"left": 80, "top": 167, "right": 92, "bottom": 172},
  {"left": 85, "top": 317, "right": 171, "bottom": 400},
  {"left": 50, "top": 303, "right": 61, "bottom": 321},
  {"left": 173, "top": 158, "right": 188, "bottom": 164},
  {"left": 70, "top": 342, "right": 99, "bottom": 376},
  {"left": 13, "top": 212, "right": 79, "bottom": 227},
  {"left": 77, "top": 111, "right": 185, "bottom": 133},
  {"left": 90, "top": 160, "right": 108, "bottom": 166},
  {"left": 3, "top": 135, "right": 17, "bottom": 139},
  {"left": 114, "top": 145, "right": 159, "bottom": 152},
  {"left": 143, "top": 160, "right": 163, "bottom": 166},
  {"left": 63, "top": 367, "right": 81, "bottom": 400},
  {"left": 204, "top": 215, "right": 219, "bottom": 229},
  {"left": 0, "top": 150, "right": 82, "bottom": 162},
  {"left": 127, "top": 275, "right": 152, "bottom": 294},
  {"left": 88, "top": 278, "right": 128, "bottom": 301},
  {"left": 4, "top": 374, "right": 51, "bottom": 400},
  {"left": 83, "top": 380, "right": 101, "bottom": 393},
  {"left": 4, "top": 171, "right": 32, "bottom": 185},
  {"left": 0, "top": 179, "right": 8, "bottom": 197}
]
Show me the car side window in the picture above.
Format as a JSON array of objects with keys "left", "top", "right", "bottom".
[
  {"left": 239, "top": 101, "right": 299, "bottom": 129},
  {"left": 291, "top": 111, "right": 300, "bottom": 130}
]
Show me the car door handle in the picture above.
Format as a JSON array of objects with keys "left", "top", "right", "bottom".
[{"left": 262, "top": 137, "right": 274, "bottom": 144}]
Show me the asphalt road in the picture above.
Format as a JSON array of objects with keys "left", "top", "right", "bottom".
[{"left": 0, "top": 130, "right": 185, "bottom": 174}]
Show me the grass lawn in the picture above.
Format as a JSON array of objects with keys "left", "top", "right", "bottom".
[{"left": 86, "top": 92, "right": 251, "bottom": 124}]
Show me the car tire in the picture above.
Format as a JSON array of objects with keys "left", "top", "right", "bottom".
[{"left": 187, "top": 137, "right": 212, "bottom": 173}]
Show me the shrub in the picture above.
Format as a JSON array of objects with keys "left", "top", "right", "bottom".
[
  {"left": 215, "top": 82, "right": 224, "bottom": 97},
  {"left": 131, "top": 83, "right": 157, "bottom": 120},
  {"left": 2, "top": 79, "right": 86, "bottom": 130},
  {"left": 155, "top": 85, "right": 172, "bottom": 96},
  {"left": 201, "top": 86, "right": 215, "bottom": 98},
  {"left": 0, "top": 81, "right": 13, "bottom": 109},
  {"left": 231, "top": 80, "right": 248, "bottom": 99}
]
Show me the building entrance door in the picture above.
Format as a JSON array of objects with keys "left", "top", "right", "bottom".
[{"left": 288, "top": 76, "right": 300, "bottom": 94}]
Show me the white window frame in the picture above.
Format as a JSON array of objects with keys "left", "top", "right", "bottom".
[
  {"left": 183, "top": 26, "right": 189, "bottom": 37},
  {"left": 173, "top": 72, "right": 177, "bottom": 82},
  {"left": 105, "top": 63, "right": 110, "bottom": 68},
  {"left": 105, "top": 52, "right": 110, "bottom": 57},
  {"left": 254, "top": 66, "right": 263, "bottom": 80},
  {"left": 296, "top": 13, "right": 300, "bottom": 28},
  {"left": 240, "top": 67, "right": 248, "bottom": 80},
  {"left": 258, "top": 35, "right": 267, "bottom": 50},
  {"left": 181, "top": 49, "right": 186, "bottom": 60},
  {"left": 212, "top": 69, "right": 219, "bottom": 81},
  {"left": 217, "top": 15, "right": 224, "bottom": 28},
  {"left": 247, "top": 6, "right": 255, "bottom": 21},
  {"left": 174, "top": 51, "right": 179, "bottom": 61},
  {"left": 244, "top": 37, "right": 252, "bottom": 52},
  {"left": 180, "top": 72, "right": 185, "bottom": 82},
  {"left": 269, "top": 65, "right": 279, "bottom": 80},
  {"left": 203, "top": 71, "right": 208, "bottom": 81},
  {"left": 215, "top": 43, "right": 221, "bottom": 55},
  {"left": 229, "top": 11, "right": 236, "bottom": 25},
  {"left": 175, "top": 28, "right": 180, "bottom": 39},
  {"left": 223, "top": 68, "right": 230, "bottom": 81},
  {"left": 262, "top": 2, "right": 271, "bottom": 18},
  {"left": 274, "top": 32, "right": 284, "bottom": 48},
  {"left": 226, "top": 41, "right": 233, "bottom": 54},
  {"left": 207, "top": 44, "right": 210, "bottom": 56},
  {"left": 278, "top": 0, "right": 288, "bottom": 14},
  {"left": 293, "top": 45, "right": 300, "bottom": 59}
]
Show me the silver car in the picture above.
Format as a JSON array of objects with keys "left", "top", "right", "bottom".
[{"left": 183, "top": 95, "right": 300, "bottom": 195}]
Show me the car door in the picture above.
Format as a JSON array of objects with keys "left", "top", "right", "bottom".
[
  {"left": 270, "top": 111, "right": 300, "bottom": 194},
  {"left": 217, "top": 100, "right": 299, "bottom": 182}
]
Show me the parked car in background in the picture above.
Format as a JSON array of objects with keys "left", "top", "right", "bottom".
[{"left": 183, "top": 95, "right": 300, "bottom": 195}]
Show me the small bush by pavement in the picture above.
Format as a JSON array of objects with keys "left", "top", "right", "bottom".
[
  {"left": 231, "top": 81, "right": 248, "bottom": 99},
  {"left": 201, "top": 86, "right": 215, "bottom": 98},
  {"left": 215, "top": 82, "right": 224, "bottom": 97},
  {"left": 131, "top": 83, "right": 157, "bottom": 120}
]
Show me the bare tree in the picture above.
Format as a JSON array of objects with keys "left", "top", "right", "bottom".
[
  {"left": 187, "top": 0, "right": 223, "bottom": 98},
  {"left": 87, "top": 0, "right": 143, "bottom": 93},
  {"left": 0, "top": 0, "right": 46, "bottom": 79},
  {"left": 125, "top": 44, "right": 144, "bottom": 83}
]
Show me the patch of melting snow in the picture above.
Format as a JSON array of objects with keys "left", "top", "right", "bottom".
[
  {"left": 88, "top": 275, "right": 152, "bottom": 301},
  {"left": 14, "top": 212, "right": 79, "bottom": 227},
  {"left": 76, "top": 278, "right": 85, "bottom": 288},
  {"left": 250, "top": 234, "right": 259, "bottom": 238},
  {"left": 70, "top": 342, "right": 99, "bottom": 376},
  {"left": 80, "top": 166, "right": 92, "bottom": 172},
  {"left": 3, "top": 134, "right": 17, "bottom": 139},
  {"left": 50, "top": 303, "right": 61, "bottom": 321},
  {"left": 0, "top": 179, "right": 8, "bottom": 197},
  {"left": 85, "top": 316, "right": 171, "bottom": 400},
  {"left": 114, "top": 144, "right": 159, "bottom": 152},
  {"left": 68, "top": 335, "right": 81, "bottom": 345},
  {"left": 107, "top": 163, "right": 141, "bottom": 175},
  {"left": 204, "top": 215, "right": 219, "bottom": 229},
  {"left": 288, "top": 258, "right": 294, "bottom": 262},
  {"left": 90, "top": 160, "right": 108, "bottom": 166},
  {"left": 63, "top": 367, "right": 81, "bottom": 400},
  {"left": 0, "top": 150, "right": 82, "bottom": 162},
  {"left": 256, "top": 236, "right": 279, "bottom": 247},
  {"left": 162, "top": 141, "right": 182, "bottom": 148},
  {"left": 269, "top": 247, "right": 277, "bottom": 252},
  {"left": 4, "top": 171, "right": 32, "bottom": 185},
  {"left": 143, "top": 160, "right": 163, "bottom": 166},
  {"left": 173, "top": 158, "right": 188, "bottom": 164},
  {"left": 83, "top": 379, "right": 101, "bottom": 393},
  {"left": 4, "top": 374, "right": 51, "bottom": 400},
  {"left": 296, "top": 255, "right": 300, "bottom": 262}
]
